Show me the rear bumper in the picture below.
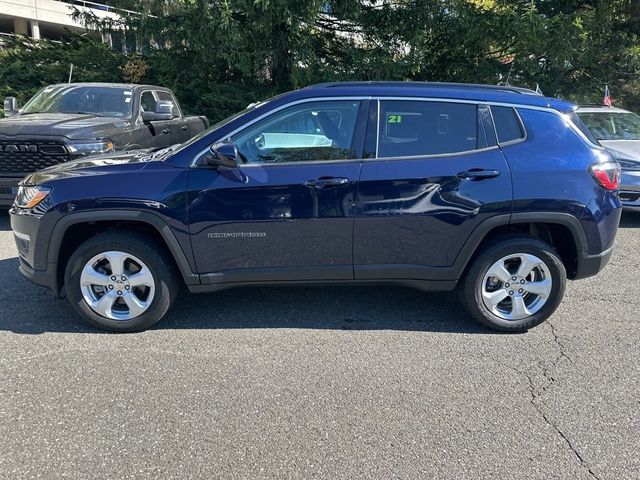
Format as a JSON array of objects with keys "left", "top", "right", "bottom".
[{"left": 574, "top": 245, "right": 614, "bottom": 280}]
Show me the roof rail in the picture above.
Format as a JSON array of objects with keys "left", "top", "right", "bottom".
[{"left": 306, "top": 81, "right": 540, "bottom": 95}]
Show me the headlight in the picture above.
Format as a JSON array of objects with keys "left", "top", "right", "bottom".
[
  {"left": 616, "top": 159, "right": 640, "bottom": 170},
  {"left": 67, "top": 140, "right": 114, "bottom": 156},
  {"left": 15, "top": 185, "right": 52, "bottom": 209}
]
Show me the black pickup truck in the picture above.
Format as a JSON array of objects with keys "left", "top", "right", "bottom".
[{"left": 0, "top": 83, "right": 208, "bottom": 205}]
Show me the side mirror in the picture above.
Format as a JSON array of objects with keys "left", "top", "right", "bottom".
[
  {"left": 3, "top": 97, "right": 19, "bottom": 117},
  {"left": 207, "top": 142, "right": 238, "bottom": 168},
  {"left": 142, "top": 100, "right": 173, "bottom": 121}
]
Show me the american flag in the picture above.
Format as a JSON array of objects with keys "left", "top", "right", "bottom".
[{"left": 603, "top": 85, "right": 612, "bottom": 107}]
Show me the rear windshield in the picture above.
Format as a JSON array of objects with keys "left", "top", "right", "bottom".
[{"left": 577, "top": 111, "right": 640, "bottom": 141}]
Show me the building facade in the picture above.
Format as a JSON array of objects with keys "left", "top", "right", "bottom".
[{"left": 0, "top": 0, "right": 121, "bottom": 42}]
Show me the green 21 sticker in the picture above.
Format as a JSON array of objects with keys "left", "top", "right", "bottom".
[{"left": 388, "top": 114, "right": 402, "bottom": 124}]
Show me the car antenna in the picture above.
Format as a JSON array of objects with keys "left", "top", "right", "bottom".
[{"left": 68, "top": 63, "right": 74, "bottom": 84}]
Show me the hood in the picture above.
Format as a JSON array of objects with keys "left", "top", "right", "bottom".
[
  {"left": 23, "top": 149, "right": 154, "bottom": 185},
  {"left": 599, "top": 140, "right": 640, "bottom": 162},
  {"left": 0, "top": 113, "right": 132, "bottom": 140}
]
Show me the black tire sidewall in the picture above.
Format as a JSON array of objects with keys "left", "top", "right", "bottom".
[
  {"left": 65, "top": 233, "right": 177, "bottom": 332},
  {"left": 462, "top": 238, "right": 567, "bottom": 332}
]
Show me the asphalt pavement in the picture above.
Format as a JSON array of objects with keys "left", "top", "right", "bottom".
[{"left": 1, "top": 211, "right": 638, "bottom": 479}]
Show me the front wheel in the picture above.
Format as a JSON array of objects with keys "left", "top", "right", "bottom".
[
  {"left": 459, "top": 237, "right": 567, "bottom": 332},
  {"left": 65, "top": 231, "right": 179, "bottom": 332}
]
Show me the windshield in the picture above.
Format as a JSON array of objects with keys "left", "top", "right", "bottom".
[
  {"left": 578, "top": 111, "right": 640, "bottom": 141},
  {"left": 21, "top": 85, "right": 134, "bottom": 118}
]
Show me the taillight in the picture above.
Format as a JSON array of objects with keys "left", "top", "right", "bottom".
[{"left": 590, "top": 162, "right": 621, "bottom": 190}]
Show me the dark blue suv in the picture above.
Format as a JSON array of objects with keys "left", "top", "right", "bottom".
[{"left": 10, "top": 82, "right": 622, "bottom": 332}]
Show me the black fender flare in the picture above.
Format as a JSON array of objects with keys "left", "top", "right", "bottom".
[
  {"left": 451, "top": 212, "right": 588, "bottom": 278},
  {"left": 48, "top": 210, "right": 199, "bottom": 290}
]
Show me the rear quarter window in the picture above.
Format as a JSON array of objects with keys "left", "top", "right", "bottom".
[{"left": 491, "top": 106, "right": 525, "bottom": 143}]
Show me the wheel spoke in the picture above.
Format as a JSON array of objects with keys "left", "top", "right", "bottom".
[
  {"left": 105, "top": 251, "right": 128, "bottom": 277},
  {"left": 91, "top": 290, "right": 118, "bottom": 318},
  {"left": 524, "top": 278, "right": 552, "bottom": 297},
  {"left": 516, "top": 254, "right": 540, "bottom": 279},
  {"left": 122, "top": 293, "right": 149, "bottom": 318},
  {"left": 511, "top": 295, "right": 530, "bottom": 318},
  {"left": 80, "top": 266, "right": 111, "bottom": 287},
  {"left": 128, "top": 268, "right": 154, "bottom": 288},
  {"left": 482, "top": 289, "right": 509, "bottom": 308},
  {"left": 486, "top": 262, "right": 512, "bottom": 283}
]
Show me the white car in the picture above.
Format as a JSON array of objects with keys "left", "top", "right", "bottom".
[{"left": 577, "top": 105, "right": 640, "bottom": 209}]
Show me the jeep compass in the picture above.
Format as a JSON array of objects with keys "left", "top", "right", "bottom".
[{"left": 10, "top": 82, "right": 622, "bottom": 332}]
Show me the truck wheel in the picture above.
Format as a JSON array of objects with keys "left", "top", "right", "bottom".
[
  {"left": 64, "top": 231, "right": 179, "bottom": 332},
  {"left": 459, "top": 237, "right": 566, "bottom": 332}
]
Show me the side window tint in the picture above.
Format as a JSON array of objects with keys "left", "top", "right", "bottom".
[
  {"left": 378, "top": 101, "right": 479, "bottom": 158},
  {"left": 492, "top": 106, "right": 525, "bottom": 143},
  {"left": 140, "top": 91, "right": 156, "bottom": 113},
  {"left": 230, "top": 101, "right": 360, "bottom": 164}
]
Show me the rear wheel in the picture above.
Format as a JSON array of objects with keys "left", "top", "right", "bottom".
[
  {"left": 65, "top": 231, "right": 179, "bottom": 332},
  {"left": 459, "top": 237, "right": 567, "bottom": 332}
]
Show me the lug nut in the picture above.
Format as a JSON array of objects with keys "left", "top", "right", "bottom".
[
  {"left": 512, "top": 276, "right": 517, "bottom": 281},
  {"left": 117, "top": 290, "right": 122, "bottom": 296},
  {"left": 108, "top": 285, "right": 114, "bottom": 290},
  {"left": 111, "top": 275, "right": 117, "bottom": 281},
  {"left": 125, "top": 285, "right": 130, "bottom": 290},
  {"left": 518, "top": 288, "right": 524, "bottom": 293},
  {"left": 505, "top": 283, "right": 510, "bottom": 287},
  {"left": 121, "top": 276, "right": 127, "bottom": 281},
  {"left": 520, "top": 279, "right": 525, "bottom": 284},
  {"left": 508, "top": 291, "right": 514, "bottom": 296}
]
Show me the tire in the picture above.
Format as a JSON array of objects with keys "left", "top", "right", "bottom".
[
  {"left": 64, "top": 231, "right": 179, "bottom": 332},
  {"left": 459, "top": 236, "right": 567, "bottom": 332}
]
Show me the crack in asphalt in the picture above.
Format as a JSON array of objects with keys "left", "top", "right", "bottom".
[{"left": 498, "top": 323, "right": 602, "bottom": 480}]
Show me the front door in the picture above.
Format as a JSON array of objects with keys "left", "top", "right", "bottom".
[
  {"left": 354, "top": 99, "right": 513, "bottom": 280},
  {"left": 187, "top": 99, "right": 367, "bottom": 283}
]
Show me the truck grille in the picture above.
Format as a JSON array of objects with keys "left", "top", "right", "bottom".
[{"left": 0, "top": 140, "right": 70, "bottom": 175}]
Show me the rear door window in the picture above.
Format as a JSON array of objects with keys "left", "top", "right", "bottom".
[
  {"left": 491, "top": 106, "right": 525, "bottom": 143},
  {"left": 377, "top": 101, "right": 484, "bottom": 158}
]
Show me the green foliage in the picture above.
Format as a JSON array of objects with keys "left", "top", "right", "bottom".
[{"left": 2, "top": 0, "right": 640, "bottom": 121}]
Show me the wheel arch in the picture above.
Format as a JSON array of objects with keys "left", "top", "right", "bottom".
[
  {"left": 454, "top": 212, "right": 588, "bottom": 280},
  {"left": 49, "top": 210, "right": 199, "bottom": 297}
]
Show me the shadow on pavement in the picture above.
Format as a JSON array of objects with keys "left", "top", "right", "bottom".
[{"left": 0, "top": 253, "right": 489, "bottom": 335}]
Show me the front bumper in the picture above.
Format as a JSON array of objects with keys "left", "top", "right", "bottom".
[
  {"left": 620, "top": 170, "right": 640, "bottom": 209},
  {"left": 0, "top": 176, "right": 21, "bottom": 207},
  {"left": 10, "top": 207, "right": 61, "bottom": 297}
]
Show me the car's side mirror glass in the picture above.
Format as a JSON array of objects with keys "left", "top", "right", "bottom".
[
  {"left": 3, "top": 97, "right": 19, "bottom": 117},
  {"left": 206, "top": 142, "right": 238, "bottom": 168},
  {"left": 142, "top": 101, "right": 173, "bottom": 122}
]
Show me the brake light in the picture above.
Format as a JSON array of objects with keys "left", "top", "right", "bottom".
[{"left": 590, "top": 162, "right": 620, "bottom": 190}]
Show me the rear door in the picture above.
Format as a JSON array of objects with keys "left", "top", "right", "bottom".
[
  {"left": 353, "top": 98, "right": 513, "bottom": 280},
  {"left": 187, "top": 98, "right": 368, "bottom": 282}
]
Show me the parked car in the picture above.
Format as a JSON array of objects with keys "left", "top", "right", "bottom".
[
  {"left": 577, "top": 105, "right": 640, "bottom": 209},
  {"left": 0, "top": 83, "right": 208, "bottom": 206},
  {"left": 10, "top": 82, "right": 621, "bottom": 332}
]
